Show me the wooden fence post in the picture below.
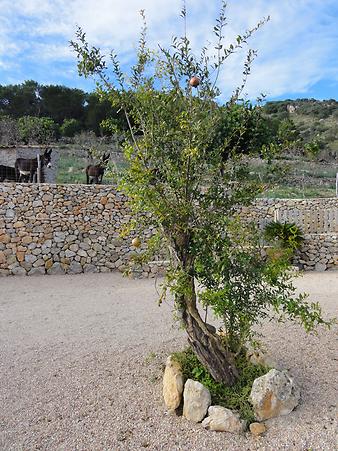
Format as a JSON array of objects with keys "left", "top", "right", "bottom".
[{"left": 37, "top": 154, "right": 41, "bottom": 184}]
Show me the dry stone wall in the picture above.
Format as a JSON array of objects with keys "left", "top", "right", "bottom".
[
  {"left": 0, "top": 184, "right": 337, "bottom": 277},
  {"left": 242, "top": 198, "right": 338, "bottom": 271},
  {"left": 0, "top": 183, "right": 162, "bottom": 277}
]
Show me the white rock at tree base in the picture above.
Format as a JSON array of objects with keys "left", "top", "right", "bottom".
[
  {"left": 249, "top": 369, "right": 300, "bottom": 421},
  {"left": 183, "top": 379, "right": 211, "bottom": 423},
  {"left": 202, "top": 406, "right": 246, "bottom": 433},
  {"left": 163, "top": 356, "right": 184, "bottom": 411}
]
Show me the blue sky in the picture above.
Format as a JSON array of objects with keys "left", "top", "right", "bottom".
[{"left": 1, "top": 0, "right": 338, "bottom": 101}]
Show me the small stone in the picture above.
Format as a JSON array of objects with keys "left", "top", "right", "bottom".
[
  {"left": 28, "top": 267, "right": 46, "bottom": 276},
  {"left": 33, "top": 258, "right": 45, "bottom": 267},
  {"left": 79, "top": 242, "right": 90, "bottom": 250},
  {"left": 0, "top": 234, "right": 11, "bottom": 244},
  {"left": 163, "top": 356, "right": 184, "bottom": 411},
  {"left": 25, "top": 254, "right": 37, "bottom": 263},
  {"left": 45, "top": 258, "right": 53, "bottom": 270},
  {"left": 249, "top": 422, "right": 267, "bottom": 436},
  {"left": 69, "top": 261, "right": 82, "bottom": 274},
  {"left": 65, "top": 250, "right": 76, "bottom": 258},
  {"left": 5, "top": 209, "right": 15, "bottom": 219},
  {"left": 315, "top": 262, "right": 326, "bottom": 272},
  {"left": 14, "top": 221, "right": 25, "bottom": 228},
  {"left": 22, "top": 235, "right": 33, "bottom": 244},
  {"left": 47, "top": 262, "right": 65, "bottom": 275},
  {"left": 183, "top": 379, "right": 211, "bottom": 423},
  {"left": 7, "top": 255, "right": 17, "bottom": 266},
  {"left": 11, "top": 266, "right": 26, "bottom": 276},
  {"left": 16, "top": 251, "right": 25, "bottom": 262},
  {"left": 83, "top": 264, "right": 97, "bottom": 273}
]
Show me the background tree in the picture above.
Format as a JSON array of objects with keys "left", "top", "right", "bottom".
[
  {"left": 0, "top": 80, "right": 41, "bottom": 118},
  {"left": 71, "top": 3, "right": 330, "bottom": 385},
  {"left": 60, "top": 118, "right": 82, "bottom": 137},
  {"left": 84, "top": 92, "right": 117, "bottom": 135},
  {"left": 39, "top": 84, "right": 86, "bottom": 124},
  {"left": 0, "top": 116, "right": 19, "bottom": 145},
  {"left": 18, "top": 116, "right": 58, "bottom": 144}
]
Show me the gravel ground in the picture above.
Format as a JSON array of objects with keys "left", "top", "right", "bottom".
[{"left": 0, "top": 271, "right": 337, "bottom": 451}]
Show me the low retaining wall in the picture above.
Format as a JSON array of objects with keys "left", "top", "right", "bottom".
[
  {"left": 242, "top": 198, "right": 338, "bottom": 271},
  {"left": 0, "top": 183, "right": 162, "bottom": 277},
  {"left": 295, "top": 234, "right": 337, "bottom": 271},
  {"left": 0, "top": 183, "right": 337, "bottom": 276},
  {"left": 242, "top": 198, "right": 338, "bottom": 234}
]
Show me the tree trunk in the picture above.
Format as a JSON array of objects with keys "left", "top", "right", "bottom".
[
  {"left": 178, "top": 277, "right": 238, "bottom": 385},
  {"left": 174, "top": 243, "right": 238, "bottom": 385}
]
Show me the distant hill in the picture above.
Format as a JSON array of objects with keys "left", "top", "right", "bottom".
[{"left": 262, "top": 99, "right": 338, "bottom": 160}]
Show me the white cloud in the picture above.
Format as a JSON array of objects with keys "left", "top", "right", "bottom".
[
  {"left": 29, "top": 43, "right": 72, "bottom": 62},
  {"left": 0, "top": 0, "right": 337, "bottom": 98}
]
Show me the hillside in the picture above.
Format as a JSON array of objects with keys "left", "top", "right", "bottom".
[{"left": 263, "top": 99, "right": 338, "bottom": 160}]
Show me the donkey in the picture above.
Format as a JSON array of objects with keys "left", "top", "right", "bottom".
[
  {"left": 86, "top": 153, "right": 110, "bottom": 184},
  {"left": 0, "top": 165, "right": 16, "bottom": 182},
  {"left": 15, "top": 148, "right": 52, "bottom": 183}
]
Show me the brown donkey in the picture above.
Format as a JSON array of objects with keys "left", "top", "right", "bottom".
[
  {"left": 86, "top": 153, "right": 109, "bottom": 184},
  {"left": 15, "top": 148, "right": 52, "bottom": 182}
]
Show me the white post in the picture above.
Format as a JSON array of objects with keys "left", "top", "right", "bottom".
[
  {"left": 336, "top": 172, "right": 338, "bottom": 198},
  {"left": 274, "top": 209, "right": 280, "bottom": 222},
  {"left": 37, "top": 154, "right": 41, "bottom": 184}
]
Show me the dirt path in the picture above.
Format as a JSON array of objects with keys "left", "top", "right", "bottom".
[{"left": 0, "top": 271, "right": 337, "bottom": 450}]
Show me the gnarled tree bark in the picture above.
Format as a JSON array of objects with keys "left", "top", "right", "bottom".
[{"left": 178, "top": 278, "right": 238, "bottom": 386}]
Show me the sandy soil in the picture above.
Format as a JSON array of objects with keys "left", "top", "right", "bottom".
[{"left": 0, "top": 271, "right": 337, "bottom": 451}]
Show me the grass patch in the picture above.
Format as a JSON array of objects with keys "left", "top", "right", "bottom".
[
  {"left": 56, "top": 153, "right": 86, "bottom": 184},
  {"left": 172, "top": 347, "right": 269, "bottom": 423},
  {"left": 56, "top": 153, "right": 121, "bottom": 184},
  {"left": 249, "top": 157, "right": 337, "bottom": 198}
]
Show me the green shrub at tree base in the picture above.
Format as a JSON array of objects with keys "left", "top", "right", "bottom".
[{"left": 173, "top": 347, "right": 269, "bottom": 423}]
